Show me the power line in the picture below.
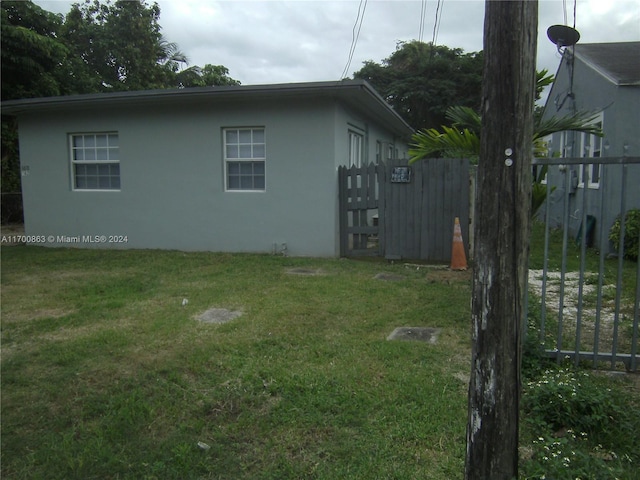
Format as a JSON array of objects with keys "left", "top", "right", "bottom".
[
  {"left": 431, "top": 0, "right": 444, "bottom": 47},
  {"left": 341, "top": 0, "right": 368, "bottom": 79},
  {"left": 418, "top": 0, "right": 427, "bottom": 43}
]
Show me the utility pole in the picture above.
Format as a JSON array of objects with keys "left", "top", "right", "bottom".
[{"left": 465, "top": 2, "right": 538, "bottom": 479}]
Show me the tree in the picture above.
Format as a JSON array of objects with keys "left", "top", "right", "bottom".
[
  {"left": 59, "top": 0, "right": 176, "bottom": 91},
  {"left": 58, "top": 1, "right": 240, "bottom": 91},
  {"left": 176, "top": 64, "right": 241, "bottom": 88},
  {"left": 1, "top": 1, "right": 71, "bottom": 217},
  {"left": 353, "top": 40, "right": 483, "bottom": 130},
  {"left": 464, "top": 1, "right": 537, "bottom": 478},
  {"left": 1, "top": 1, "right": 69, "bottom": 100}
]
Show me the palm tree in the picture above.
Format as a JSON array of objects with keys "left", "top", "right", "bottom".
[
  {"left": 158, "top": 37, "right": 189, "bottom": 71},
  {"left": 409, "top": 69, "right": 602, "bottom": 163},
  {"left": 408, "top": 71, "right": 604, "bottom": 216},
  {"left": 408, "top": 105, "right": 603, "bottom": 164}
]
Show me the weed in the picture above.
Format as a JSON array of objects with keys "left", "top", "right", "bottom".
[{"left": 520, "top": 362, "right": 640, "bottom": 479}]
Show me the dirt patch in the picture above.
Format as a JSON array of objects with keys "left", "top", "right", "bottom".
[
  {"left": 1, "top": 308, "right": 75, "bottom": 324},
  {"left": 527, "top": 269, "right": 620, "bottom": 349},
  {"left": 423, "top": 268, "right": 472, "bottom": 284}
]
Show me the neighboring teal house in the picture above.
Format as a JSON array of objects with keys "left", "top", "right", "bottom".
[
  {"left": 3, "top": 80, "right": 413, "bottom": 256},
  {"left": 540, "top": 42, "right": 640, "bottom": 251}
]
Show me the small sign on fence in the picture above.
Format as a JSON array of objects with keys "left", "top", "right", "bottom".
[{"left": 391, "top": 166, "right": 412, "bottom": 183}]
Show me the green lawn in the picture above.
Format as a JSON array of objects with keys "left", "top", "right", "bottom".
[
  {"left": 2, "top": 243, "right": 638, "bottom": 479},
  {"left": 1, "top": 247, "right": 472, "bottom": 479}
]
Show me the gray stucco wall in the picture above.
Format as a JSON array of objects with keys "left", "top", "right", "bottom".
[{"left": 17, "top": 94, "right": 409, "bottom": 256}]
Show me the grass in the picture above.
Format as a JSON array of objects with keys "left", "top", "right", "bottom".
[
  {"left": 1, "top": 247, "right": 472, "bottom": 479},
  {"left": 2, "top": 233, "right": 638, "bottom": 479}
]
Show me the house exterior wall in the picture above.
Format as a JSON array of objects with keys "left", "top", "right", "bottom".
[
  {"left": 332, "top": 102, "right": 409, "bottom": 168},
  {"left": 17, "top": 93, "right": 409, "bottom": 256},
  {"left": 542, "top": 54, "right": 640, "bottom": 252}
]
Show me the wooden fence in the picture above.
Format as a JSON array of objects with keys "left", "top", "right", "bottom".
[{"left": 338, "top": 158, "right": 470, "bottom": 262}]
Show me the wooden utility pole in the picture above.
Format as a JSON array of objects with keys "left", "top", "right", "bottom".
[{"left": 465, "top": 1, "right": 538, "bottom": 479}]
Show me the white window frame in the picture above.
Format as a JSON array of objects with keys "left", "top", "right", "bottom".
[
  {"left": 223, "top": 127, "right": 266, "bottom": 192},
  {"left": 375, "top": 141, "right": 395, "bottom": 164},
  {"left": 577, "top": 114, "right": 603, "bottom": 189},
  {"left": 537, "top": 134, "right": 553, "bottom": 185},
  {"left": 70, "top": 132, "right": 120, "bottom": 191},
  {"left": 348, "top": 130, "right": 363, "bottom": 167}
]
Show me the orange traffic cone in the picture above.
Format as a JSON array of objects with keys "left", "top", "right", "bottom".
[{"left": 450, "top": 217, "right": 468, "bottom": 271}]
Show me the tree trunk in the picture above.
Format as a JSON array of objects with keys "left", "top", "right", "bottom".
[{"left": 465, "top": 2, "right": 538, "bottom": 479}]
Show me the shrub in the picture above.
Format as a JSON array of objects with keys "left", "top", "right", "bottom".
[{"left": 609, "top": 208, "right": 640, "bottom": 261}]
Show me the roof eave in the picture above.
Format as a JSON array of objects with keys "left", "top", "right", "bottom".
[{"left": 1, "top": 80, "right": 414, "bottom": 137}]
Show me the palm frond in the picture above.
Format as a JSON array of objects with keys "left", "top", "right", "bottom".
[
  {"left": 534, "top": 111, "right": 603, "bottom": 141},
  {"left": 409, "top": 125, "right": 480, "bottom": 164},
  {"left": 445, "top": 106, "right": 482, "bottom": 134}
]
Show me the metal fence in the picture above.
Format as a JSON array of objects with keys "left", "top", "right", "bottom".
[{"left": 530, "top": 155, "right": 640, "bottom": 372}]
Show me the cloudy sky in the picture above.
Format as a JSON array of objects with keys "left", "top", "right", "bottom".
[{"left": 36, "top": 0, "right": 639, "bottom": 91}]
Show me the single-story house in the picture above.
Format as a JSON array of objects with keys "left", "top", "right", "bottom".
[
  {"left": 2, "top": 80, "right": 413, "bottom": 256},
  {"left": 540, "top": 42, "right": 640, "bottom": 251}
]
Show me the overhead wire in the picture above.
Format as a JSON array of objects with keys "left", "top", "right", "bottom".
[
  {"left": 340, "top": 0, "right": 368, "bottom": 79},
  {"left": 418, "top": 0, "right": 427, "bottom": 43},
  {"left": 428, "top": 0, "right": 444, "bottom": 60},
  {"left": 431, "top": 0, "right": 444, "bottom": 47}
]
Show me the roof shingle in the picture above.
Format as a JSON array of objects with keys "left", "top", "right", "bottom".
[{"left": 575, "top": 42, "right": 640, "bottom": 85}]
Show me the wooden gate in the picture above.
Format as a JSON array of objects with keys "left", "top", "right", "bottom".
[
  {"left": 338, "top": 162, "right": 380, "bottom": 257},
  {"left": 338, "top": 158, "right": 470, "bottom": 262}
]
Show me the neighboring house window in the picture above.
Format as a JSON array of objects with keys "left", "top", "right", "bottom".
[
  {"left": 557, "top": 113, "right": 603, "bottom": 189},
  {"left": 389, "top": 144, "right": 396, "bottom": 161},
  {"left": 224, "top": 127, "right": 265, "bottom": 191},
  {"left": 537, "top": 134, "right": 552, "bottom": 185},
  {"left": 375, "top": 141, "right": 395, "bottom": 164},
  {"left": 70, "top": 133, "right": 120, "bottom": 190},
  {"left": 578, "top": 116, "right": 603, "bottom": 189},
  {"left": 349, "top": 131, "right": 363, "bottom": 167}
]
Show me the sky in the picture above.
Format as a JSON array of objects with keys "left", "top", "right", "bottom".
[{"left": 35, "top": 0, "right": 640, "bottom": 93}]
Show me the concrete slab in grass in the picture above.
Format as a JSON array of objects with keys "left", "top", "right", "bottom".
[
  {"left": 196, "top": 308, "right": 242, "bottom": 324},
  {"left": 387, "top": 327, "right": 441, "bottom": 344},
  {"left": 374, "top": 273, "right": 406, "bottom": 281},
  {"left": 286, "top": 268, "right": 324, "bottom": 276}
]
